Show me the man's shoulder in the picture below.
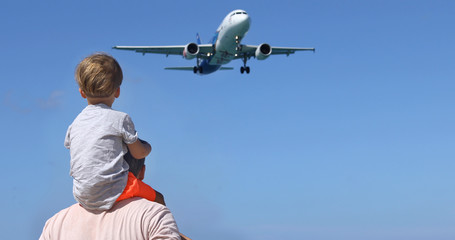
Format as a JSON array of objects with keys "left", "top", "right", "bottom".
[
  {"left": 48, "top": 203, "right": 80, "bottom": 218},
  {"left": 39, "top": 203, "right": 81, "bottom": 240},
  {"left": 50, "top": 198, "right": 164, "bottom": 217},
  {"left": 44, "top": 203, "right": 84, "bottom": 224},
  {"left": 113, "top": 198, "right": 168, "bottom": 213},
  {"left": 41, "top": 199, "right": 179, "bottom": 240},
  {"left": 112, "top": 199, "right": 178, "bottom": 230}
]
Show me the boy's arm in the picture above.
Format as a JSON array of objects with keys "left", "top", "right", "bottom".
[{"left": 127, "top": 139, "right": 151, "bottom": 159}]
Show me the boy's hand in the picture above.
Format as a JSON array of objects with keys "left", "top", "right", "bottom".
[{"left": 127, "top": 138, "right": 151, "bottom": 159}]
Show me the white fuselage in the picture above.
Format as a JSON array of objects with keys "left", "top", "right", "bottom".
[{"left": 206, "top": 10, "right": 250, "bottom": 66}]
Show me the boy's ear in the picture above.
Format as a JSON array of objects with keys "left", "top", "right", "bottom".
[
  {"left": 79, "top": 88, "right": 87, "bottom": 99},
  {"left": 115, "top": 87, "right": 120, "bottom": 98}
]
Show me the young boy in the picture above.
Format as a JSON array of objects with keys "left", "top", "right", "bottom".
[{"left": 65, "top": 52, "right": 156, "bottom": 211}]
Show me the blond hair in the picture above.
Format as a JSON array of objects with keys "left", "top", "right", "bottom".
[{"left": 75, "top": 53, "right": 123, "bottom": 98}]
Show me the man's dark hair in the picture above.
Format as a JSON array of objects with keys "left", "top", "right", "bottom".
[{"left": 123, "top": 151, "right": 145, "bottom": 177}]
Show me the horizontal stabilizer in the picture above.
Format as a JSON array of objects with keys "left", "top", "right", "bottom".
[
  {"left": 164, "top": 67, "right": 194, "bottom": 71},
  {"left": 165, "top": 67, "right": 234, "bottom": 71}
]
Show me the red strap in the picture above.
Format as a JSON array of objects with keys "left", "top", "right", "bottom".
[{"left": 116, "top": 172, "right": 156, "bottom": 202}]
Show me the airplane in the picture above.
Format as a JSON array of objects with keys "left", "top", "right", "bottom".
[{"left": 113, "top": 9, "right": 315, "bottom": 75}]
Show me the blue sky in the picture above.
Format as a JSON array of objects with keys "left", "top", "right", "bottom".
[{"left": 1, "top": 1, "right": 454, "bottom": 239}]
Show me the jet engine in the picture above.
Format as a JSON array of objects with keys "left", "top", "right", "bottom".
[
  {"left": 255, "top": 43, "right": 272, "bottom": 60},
  {"left": 183, "top": 43, "right": 199, "bottom": 59}
]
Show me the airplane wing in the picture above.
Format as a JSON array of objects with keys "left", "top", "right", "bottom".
[
  {"left": 113, "top": 44, "right": 214, "bottom": 58},
  {"left": 234, "top": 45, "right": 315, "bottom": 59}
]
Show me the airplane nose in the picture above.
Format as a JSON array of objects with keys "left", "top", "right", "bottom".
[
  {"left": 234, "top": 14, "right": 250, "bottom": 30},
  {"left": 240, "top": 14, "right": 250, "bottom": 26},
  {"left": 244, "top": 15, "right": 251, "bottom": 28}
]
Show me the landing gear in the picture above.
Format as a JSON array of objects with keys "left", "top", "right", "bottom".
[
  {"left": 193, "top": 57, "right": 203, "bottom": 74},
  {"left": 240, "top": 55, "right": 250, "bottom": 74},
  {"left": 240, "top": 66, "right": 250, "bottom": 74},
  {"left": 193, "top": 66, "right": 203, "bottom": 74}
]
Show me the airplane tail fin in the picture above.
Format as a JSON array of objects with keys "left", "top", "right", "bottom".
[{"left": 196, "top": 33, "right": 201, "bottom": 44}]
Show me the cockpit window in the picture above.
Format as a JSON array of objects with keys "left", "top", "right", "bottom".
[{"left": 232, "top": 11, "right": 247, "bottom": 16}]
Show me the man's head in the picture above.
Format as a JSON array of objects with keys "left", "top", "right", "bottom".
[
  {"left": 75, "top": 52, "right": 123, "bottom": 98},
  {"left": 124, "top": 150, "right": 146, "bottom": 180}
]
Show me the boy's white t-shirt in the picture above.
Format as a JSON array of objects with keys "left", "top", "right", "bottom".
[{"left": 64, "top": 103, "right": 138, "bottom": 210}]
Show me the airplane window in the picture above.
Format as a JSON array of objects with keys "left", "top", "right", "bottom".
[{"left": 232, "top": 11, "right": 246, "bottom": 15}]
